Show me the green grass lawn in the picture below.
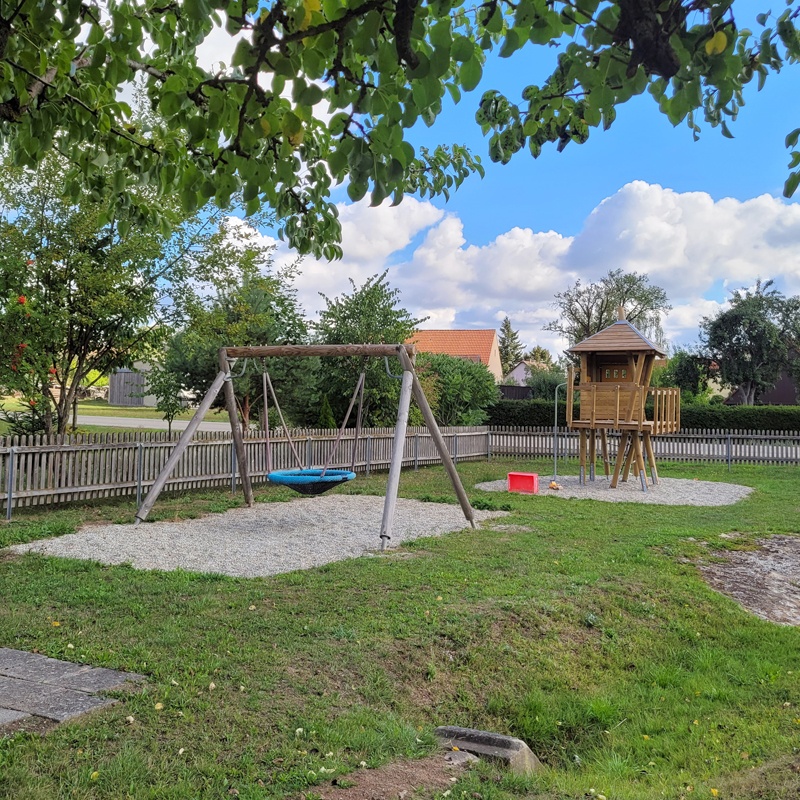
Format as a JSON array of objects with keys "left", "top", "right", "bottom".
[{"left": 0, "top": 459, "right": 798, "bottom": 800}]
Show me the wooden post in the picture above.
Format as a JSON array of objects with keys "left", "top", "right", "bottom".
[
  {"left": 219, "top": 349, "right": 254, "bottom": 507},
  {"left": 395, "top": 345, "right": 475, "bottom": 528},
  {"left": 579, "top": 428, "right": 587, "bottom": 485},
  {"left": 621, "top": 435, "right": 637, "bottom": 482},
  {"left": 643, "top": 431, "right": 659, "bottom": 485},
  {"left": 600, "top": 429, "right": 610, "bottom": 477},
  {"left": 632, "top": 434, "right": 648, "bottom": 492},
  {"left": 610, "top": 431, "right": 629, "bottom": 488},
  {"left": 379, "top": 369, "right": 413, "bottom": 551},
  {"left": 135, "top": 369, "right": 227, "bottom": 523}
]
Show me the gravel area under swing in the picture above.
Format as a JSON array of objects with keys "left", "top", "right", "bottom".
[
  {"left": 474, "top": 475, "right": 753, "bottom": 506},
  {"left": 6, "top": 495, "right": 507, "bottom": 579}
]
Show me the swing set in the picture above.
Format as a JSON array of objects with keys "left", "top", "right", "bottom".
[{"left": 134, "top": 344, "right": 476, "bottom": 551}]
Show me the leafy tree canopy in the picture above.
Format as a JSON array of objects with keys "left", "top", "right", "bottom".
[
  {"left": 699, "top": 279, "right": 800, "bottom": 406},
  {"left": 314, "top": 271, "right": 424, "bottom": 426},
  {"left": 498, "top": 315, "right": 523, "bottom": 377},
  {"left": 523, "top": 345, "right": 555, "bottom": 368},
  {"left": 1, "top": 0, "right": 799, "bottom": 255},
  {"left": 417, "top": 351, "right": 498, "bottom": 425},
  {"left": 544, "top": 268, "right": 671, "bottom": 349}
]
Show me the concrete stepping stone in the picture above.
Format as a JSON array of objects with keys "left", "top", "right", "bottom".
[{"left": 0, "top": 648, "right": 144, "bottom": 728}]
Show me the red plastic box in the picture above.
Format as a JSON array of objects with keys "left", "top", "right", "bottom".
[{"left": 507, "top": 472, "right": 538, "bottom": 494}]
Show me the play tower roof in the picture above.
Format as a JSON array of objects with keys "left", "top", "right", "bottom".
[{"left": 566, "top": 309, "right": 667, "bottom": 357}]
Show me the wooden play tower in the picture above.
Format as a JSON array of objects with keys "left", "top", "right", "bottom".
[{"left": 565, "top": 307, "right": 680, "bottom": 491}]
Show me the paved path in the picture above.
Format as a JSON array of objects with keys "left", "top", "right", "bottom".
[
  {"left": 0, "top": 648, "right": 143, "bottom": 728},
  {"left": 78, "top": 414, "right": 233, "bottom": 432}
]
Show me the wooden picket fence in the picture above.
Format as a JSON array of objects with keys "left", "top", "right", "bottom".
[
  {"left": 0, "top": 425, "right": 798, "bottom": 516},
  {"left": 0, "top": 426, "right": 491, "bottom": 516}
]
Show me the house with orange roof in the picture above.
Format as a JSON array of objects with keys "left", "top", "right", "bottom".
[{"left": 406, "top": 329, "right": 503, "bottom": 381}]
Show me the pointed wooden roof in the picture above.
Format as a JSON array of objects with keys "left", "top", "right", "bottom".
[{"left": 567, "top": 316, "right": 667, "bottom": 357}]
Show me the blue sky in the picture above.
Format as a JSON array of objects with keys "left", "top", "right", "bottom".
[{"left": 209, "top": 1, "right": 800, "bottom": 356}]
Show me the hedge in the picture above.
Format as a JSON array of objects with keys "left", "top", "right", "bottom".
[{"left": 487, "top": 399, "right": 800, "bottom": 431}]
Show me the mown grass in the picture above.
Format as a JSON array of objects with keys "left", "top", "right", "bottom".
[
  {"left": 0, "top": 396, "right": 224, "bottom": 423},
  {"left": 0, "top": 459, "right": 798, "bottom": 800}
]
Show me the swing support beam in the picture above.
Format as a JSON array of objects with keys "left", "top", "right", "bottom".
[{"left": 134, "top": 344, "right": 476, "bottom": 547}]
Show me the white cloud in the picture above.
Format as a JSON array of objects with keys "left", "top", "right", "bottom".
[{"left": 262, "top": 181, "right": 800, "bottom": 356}]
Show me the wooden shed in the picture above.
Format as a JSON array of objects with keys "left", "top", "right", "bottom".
[{"left": 565, "top": 307, "right": 680, "bottom": 491}]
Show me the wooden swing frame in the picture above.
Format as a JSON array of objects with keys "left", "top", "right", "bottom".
[{"left": 134, "top": 344, "right": 476, "bottom": 551}]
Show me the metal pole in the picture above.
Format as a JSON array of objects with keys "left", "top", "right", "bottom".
[
  {"left": 231, "top": 440, "right": 236, "bottom": 493},
  {"left": 487, "top": 430, "right": 492, "bottom": 462},
  {"left": 366, "top": 436, "right": 372, "bottom": 477},
  {"left": 453, "top": 433, "right": 458, "bottom": 464},
  {"left": 6, "top": 446, "right": 15, "bottom": 521},
  {"left": 136, "top": 442, "right": 143, "bottom": 509},
  {"left": 727, "top": 434, "right": 731, "bottom": 471},
  {"left": 414, "top": 433, "right": 419, "bottom": 471},
  {"left": 306, "top": 436, "right": 312, "bottom": 469},
  {"left": 554, "top": 382, "right": 567, "bottom": 478}
]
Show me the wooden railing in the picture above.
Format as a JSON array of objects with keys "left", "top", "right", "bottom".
[{"left": 568, "top": 383, "right": 680, "bottom": 433}]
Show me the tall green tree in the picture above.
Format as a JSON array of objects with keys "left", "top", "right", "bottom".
[
  {"left": 0, "top": 154, "right": 177, "bottom": 435},
  {"left": 165, "top": 255, "right": 315, "bottom": 431},
  {"left": 417, "top": 352, "right": 498, "bottom": 426},
  {"left": 314, "top": 272, "right": 424, "bottom": 426},
  {"left": 699, "top": 280, "right": 800, "bottom": 406},
  {"left": 544, "top": 269, "right": 671, "bottom": 349},
  {"left": 1, "top": 1, "right": 799, "bottom": 254},
  {"left": 653, "top": 349, "right": 712, "bottom": 403},
  {"left": 523, "top": 345, "right": 556, "bottom": 368},
  {"left": 498, "top": 316, "right": 524, "bottom": 377}
]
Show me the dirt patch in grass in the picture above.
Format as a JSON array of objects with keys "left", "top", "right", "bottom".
[
  {"left": 698, "top": 534, "right": 800, "bottom": 626},
  {"left": 713, "top": 752, "right": 800, "bottom": 799},
  {"left": 298, "top": 753, "right": 468, "bottom": 800}
]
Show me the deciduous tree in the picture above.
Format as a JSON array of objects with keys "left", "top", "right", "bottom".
[
  {"left": 699, "top": 280, "right": 800, "bottom": 405},
  {"left": 1, "top": 1, "right": 798, "bottom": 255},
  {"left": 544, "top": 268, "right": 671, "bottom": 349}
]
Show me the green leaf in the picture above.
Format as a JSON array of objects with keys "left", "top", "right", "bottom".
[
  {"left": 499, "top": 29, "right": 520, "bottom": 58},
  {"left": 460, "top": 59, "right": 483, "bottom": 93},
  {"left": 299, "top": 84, "right": 325, "bottom": 106},
  {"left": 786, "top": 128, "right": 800, "bottom": 148},
  {"left": 347, "top": 180, "right": 368, "bottom": 202},
  {"left": 452, "top": 36, "right": 474, "bottom": 63},
  {"left": 784, "top": 170, "right": 800, "bottom": 197}
]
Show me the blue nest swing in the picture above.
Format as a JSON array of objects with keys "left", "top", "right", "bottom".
[
  {"left": 261, "top": 365, "right": 366, "bottom": 497},
  {"left": 267, "top": 469, "right": 356, "bottom": 495}
]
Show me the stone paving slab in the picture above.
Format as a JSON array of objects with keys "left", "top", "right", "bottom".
[
  {"left": 0, "top": 708, "right": 30, "bottom": 724},
  {"left": 0, "top": 676, "right": 115, "bottom": 722},
  {"left": 0, "top": 648, "right": 144, "bottom": 728}
]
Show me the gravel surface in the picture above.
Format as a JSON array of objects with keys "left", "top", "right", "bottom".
[
  {"left": 475, "top": 475, "right": 753, "bottom": 506},
  {"left": 6, "top": 495, "right": 506, "bottom": 578},
  {"left": 699, "top": 535, "right": 800, "bottom": 626}
]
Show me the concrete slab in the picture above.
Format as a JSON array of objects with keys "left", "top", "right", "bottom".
[
  {"left": 0, "top": 676, "right": 115, "bottom": 722},
  {"left": 53, "top": 667, "right": 144, "bottom": 693},
  {"left": 0, "top": 707, "right": 30, "bottom": 725},
  {"left": 434, "top": 726, "right": 541, "bottom": 775},
  {"left": 0, "top": 654, "right": 90, "bottom": 684}
]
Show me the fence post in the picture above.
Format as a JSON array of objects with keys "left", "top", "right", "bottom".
[
  {"left": 727, "top": 434, "right": 731, "bottom": 472},
  {"left": 136, "top": 442, "right": 144, "bottom": 508},
  {"left": 306, "top": 436, "right": 313, "bottom": 469},
  {"left": 231, "top": 440, "right": 236, "bottom": 493},
  {"left": 366, "top": 436, "right": 372, "bottom": 477},
  {"left": 453, "top": 432, "right": 458, "bottom": 464},
  {"left": 414, "top": 433, "right": 419, "bottom": 471},
  {"left": 487, "top": 430, "right": 492, "bottom": 463},
  {"left": 5, "top": 446, "right": 14, "bottom": 521}
]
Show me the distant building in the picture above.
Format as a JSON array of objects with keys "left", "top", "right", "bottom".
[
  {"left": 504, "top": 360, "right": 550, "bottom": 384},
  {"left": 108, "top": 362, "right": 157, "bottom": 407},
  {"left": 407, "top": 329, "right": 503, "bottom": 381},
  {"left": 725, "top": 370, "right": 799, "bottom": 406}
]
